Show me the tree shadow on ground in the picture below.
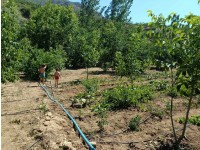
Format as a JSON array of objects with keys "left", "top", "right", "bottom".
[{"left": 89, "top": 70, "right": 115, "bottom": 76}]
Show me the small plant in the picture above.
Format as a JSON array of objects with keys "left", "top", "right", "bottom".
[
  {"left": 94, "top": 105, "right": 108, "bottom": 131},
  {"left": 129, "top": 115, "right": 141, "bottom": 131},
  {"left": 72, "top": 91, "right": 96, "bottom": 107},
  {"left": 179, "top": 115, "right": 200, "bottom": 126},
  {"left": 40, "top": 102, "right": 47, "bottom": 114}
]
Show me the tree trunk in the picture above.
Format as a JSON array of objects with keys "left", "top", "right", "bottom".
[
  {"left": 86, "top": 67, "right": 89, "bottom": 79},
  {"left": 170, "top": 68, "right": 177, "bottom": 143},
  {"left": 177, "top": 84, "right": 195, "bottom": 146}
]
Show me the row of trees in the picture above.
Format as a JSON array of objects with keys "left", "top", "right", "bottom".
[{"left": 2, "top": 0, "right": 143, "bottom": 81}]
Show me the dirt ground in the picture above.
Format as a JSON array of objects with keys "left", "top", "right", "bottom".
[{"left": 1, "top": 68, "right": 200, "bottom": 150}]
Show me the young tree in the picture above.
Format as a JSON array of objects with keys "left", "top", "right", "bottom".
[
  {"left": 99, "top": 21, "right": 118, "bottom": 70},
  {"left": 79, "top": 28, "right": 100, "bottom": 79},
  {"left": 114, "top": 32, "right": 146, "bottom": 85},
  {"left": 176, "top": 14, "right": 200, "bottom": 147},
  {"left": 148, "top": 11, "right": 200, "bottom": 148}
]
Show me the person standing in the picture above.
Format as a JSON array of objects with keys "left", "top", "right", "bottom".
[
  {"left": 38, "top": 64, "right": 46, "bottom": 85},
  {"left": 53, "top": 68, "right": 61, "bottom": 88}
]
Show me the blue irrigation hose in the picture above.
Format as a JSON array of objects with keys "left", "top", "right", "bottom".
[{"left": 40, "top": 83, "right": 96, "bottom": 150}]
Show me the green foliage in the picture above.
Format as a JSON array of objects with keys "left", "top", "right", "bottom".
[
  {"left": 104, "top": 0, "right": 134, "bottom": 23},
  {"left": 1, "top": 0, "right": 21, "bottom": 83},
  {"left": 167, "top": 87, "right": 178, "bottom": 98},
  {"left": 96, "top": 107, "right": 108, "bottom": 131},
  {"left": 82, "top": 78, "right": 99, "bottom": 94},
  {"left": 79, "top": 0, "right": 100, "bottom": 29},
  {"left": 114, "top": 50, "right": 145, "bottom": 82},
  {"left": 176, "top": 15, "right": 200, "bottom": 97},
  {"left": 15, "top": 0, "right": 39, "bottom": 19},
  {"left": 72, "top": 78, "right": 99, "bottom": 107},
  {"left": 99, "top": 21, "right": 118, "bottom": 70},
  {"left": 102, "top": 85, "right": 153, "bottom": 110},
  {"left": 179, "top": 115, "right": 200, "bottom": 126},
  {"left": 147, "top": 13, "right": 182, "bottom": 70},
  {"left": 114, "top": 52, "right": 126, "bottom": 76},
  {"left": 114, "top": 31, "right": 149, "bottom": 81},
  {"left": 82, "top": 30, "right": 100, "bottom": 68},
  {"left": 23, "top": 48, "right": 65, "bottom": 80},
  {"left": 92, "top": 103, "right": 109, "bottom": 131},
  {"left": 26, "top": 3, "right": 78, "bottom": 51},
  {"left": 67, "top": 28, "right": 100, "bottom": 69},
  {"left": 148, "top": 11, "right": 200, "bottom": 146},
  {"left": 149, "top": 80, "right": 168, "bottom": 91},
  {"left": 129, "top": 115, "right": 141, "bottom": 131}
]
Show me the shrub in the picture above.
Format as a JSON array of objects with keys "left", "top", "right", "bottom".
[{"left": 103, "top": 85, "right": 153, "bottom": 110}]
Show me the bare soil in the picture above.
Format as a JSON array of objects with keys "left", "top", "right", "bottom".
[{"left": 1, "top": 68, "right": 200, "bottom": 150}]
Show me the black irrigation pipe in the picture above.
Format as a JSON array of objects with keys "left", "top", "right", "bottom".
[
  {"left": 40, "top": 83, "right": 96, "bottom": 150},
  {"left": 26, "top": 138, "right": 42, "bottom": 150}
]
